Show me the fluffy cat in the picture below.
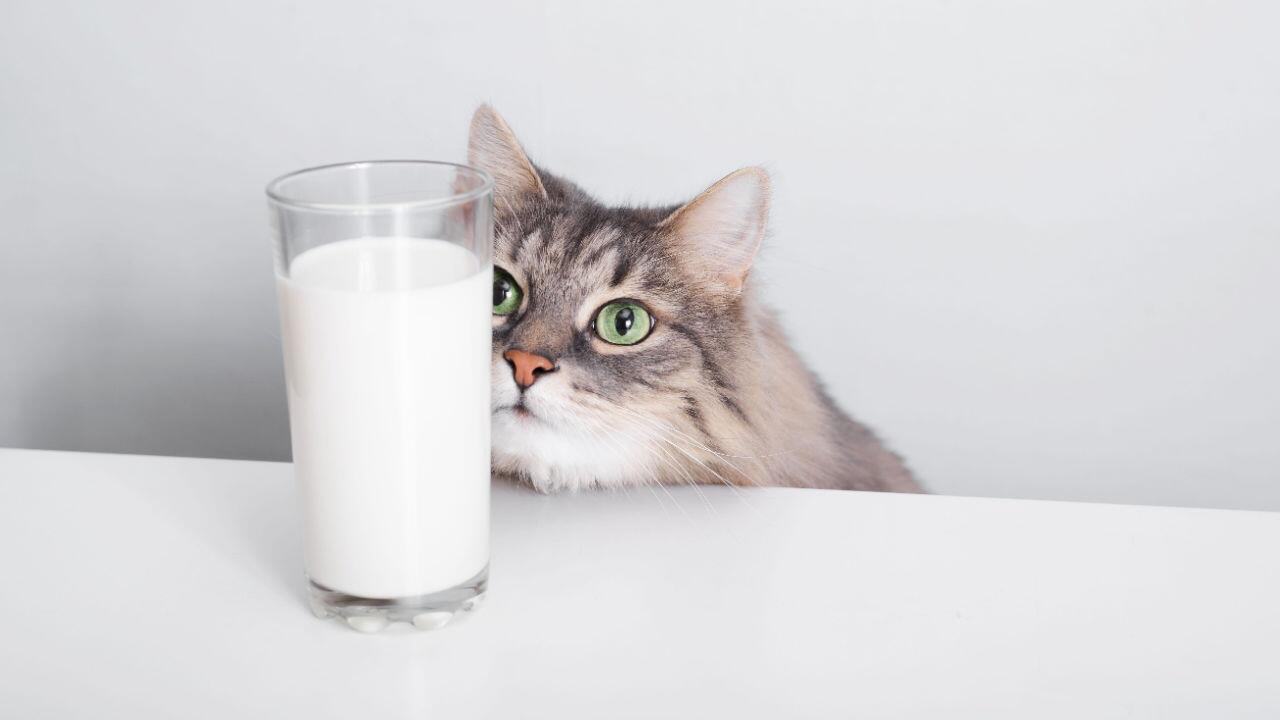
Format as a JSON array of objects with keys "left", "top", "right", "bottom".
[{"left": 471, "top": 105, "right": 921, "bottom": 494}]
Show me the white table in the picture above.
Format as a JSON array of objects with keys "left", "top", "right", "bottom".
[{"left": 1, "top": 448, "right": 1277, "bottom": 718}]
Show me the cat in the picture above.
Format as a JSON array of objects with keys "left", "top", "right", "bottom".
[{"left": 470, "top": 105, "right": 922, "bottom": 494}]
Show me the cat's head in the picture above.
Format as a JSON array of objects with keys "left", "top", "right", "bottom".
[{"left": 469, "top": 105, "right": 770, "bottom": 492}]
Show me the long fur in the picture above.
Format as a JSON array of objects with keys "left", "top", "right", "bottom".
[{"left": 471, "top": 105, "right": 922, "bottom": 494}]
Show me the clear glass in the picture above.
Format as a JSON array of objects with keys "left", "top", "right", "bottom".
[{"left": 267, "top": 161, "right": 493, "bottom": 633}]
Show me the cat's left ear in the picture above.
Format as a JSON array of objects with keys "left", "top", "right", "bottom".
[
  {"left": 468, "top": 104, "right": 547, "bottom": 210},
  {"left": 659, "top": 167, "right": 771, "bottom": 292}
]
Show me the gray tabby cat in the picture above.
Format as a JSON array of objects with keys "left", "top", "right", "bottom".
[{"left": 471, "top": 105, "right": 921, "bottom": 494}]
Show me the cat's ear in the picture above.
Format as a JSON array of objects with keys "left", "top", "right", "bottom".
[
  {"left": 468, "top": 104, "right": 547, "bottom": 209},
  {"left": 659, "top": 167, "right": 771, "bottom": 292}
]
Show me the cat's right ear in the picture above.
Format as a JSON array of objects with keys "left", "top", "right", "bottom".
[
  {"left": 659, "top": 167, "right": 771, "bottom": 293},
  {"left": 468, "top": 105, "right": 547, "bottom": 210}
]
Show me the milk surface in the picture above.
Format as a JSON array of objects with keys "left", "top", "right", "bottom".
[{"left": 277, "top": 237, "right": 490, "bottom": 599}]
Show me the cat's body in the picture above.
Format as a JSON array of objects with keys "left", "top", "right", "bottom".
[{"left": 471, "top": 106, "right": 921, "bottom": 494}]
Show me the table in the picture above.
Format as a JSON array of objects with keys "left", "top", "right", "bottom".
[{"left": 1, "top": 448, "right": 1277, "bottom": 718}]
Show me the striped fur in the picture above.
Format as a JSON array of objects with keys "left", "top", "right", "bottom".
[{"left": 472, "top": 105, "right": 921, "bottom": 493}]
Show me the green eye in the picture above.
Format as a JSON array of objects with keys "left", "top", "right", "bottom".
[
  {"left": 594, "top": 301, "right": 653, "bottom": 345},
  {"left": 493, "top": 267, "right": 522, "bottom": 315}
]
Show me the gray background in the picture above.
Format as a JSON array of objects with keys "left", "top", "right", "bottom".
[{"left": 3, "top": 0, "right": 1277, "bottom": 510}]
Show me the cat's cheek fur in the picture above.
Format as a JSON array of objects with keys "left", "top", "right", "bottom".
[
  {"left": 490, "top": 358, "right": 522, "bottom": 412},
  {"left": 490, "top": 362, "right": 658, "bottom": 493},
  {"left": 491, "top": 411, "right": 655, "bottom": 493}
]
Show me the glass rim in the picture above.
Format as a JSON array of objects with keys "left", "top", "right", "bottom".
[{"left": 265, "top": 159, "right": 494, "bottom": 212}]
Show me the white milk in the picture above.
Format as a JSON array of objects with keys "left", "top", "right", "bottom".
[{"left": 277, "top": 237, "right": 490, "bottom": 599}]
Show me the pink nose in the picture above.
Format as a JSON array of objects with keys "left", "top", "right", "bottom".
[{"left": 503, "top": 349, "right": 555, "bottom": 388}]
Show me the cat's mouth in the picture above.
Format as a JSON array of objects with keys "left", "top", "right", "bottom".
[{"left": 495, "top": 399, "right": 545, "bottom": 423}]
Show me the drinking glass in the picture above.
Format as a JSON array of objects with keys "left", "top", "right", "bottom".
[{"left": 267, "top": 161, "right": 493, "bottom": 633}]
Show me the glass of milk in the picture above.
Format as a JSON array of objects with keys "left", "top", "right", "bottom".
[{"left": 267, "top": 161, "right": 492, "bottom": 633}]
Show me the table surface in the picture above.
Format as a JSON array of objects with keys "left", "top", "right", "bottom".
[{"left": 1, "top": 448, "right": 1277, "bottom": 718}]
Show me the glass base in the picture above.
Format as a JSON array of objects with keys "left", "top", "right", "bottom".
[{"left": 307, "top": 564, "right": 488, "bottom": 633}]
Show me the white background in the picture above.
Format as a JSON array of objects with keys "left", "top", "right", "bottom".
[{"left": 2, "top": 0, "right": 1277, "bottom": 510}]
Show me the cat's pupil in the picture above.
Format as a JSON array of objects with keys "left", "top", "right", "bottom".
[
  {"left": 493, "top": 278, "right": 511, "bottom": 306},
  {"left": 614, "top": 307, "right": 634, "bottom": 335}
]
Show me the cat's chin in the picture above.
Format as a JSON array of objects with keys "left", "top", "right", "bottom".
[{"left": 491, "top": 407, "right": 655, "bottom": 493}]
